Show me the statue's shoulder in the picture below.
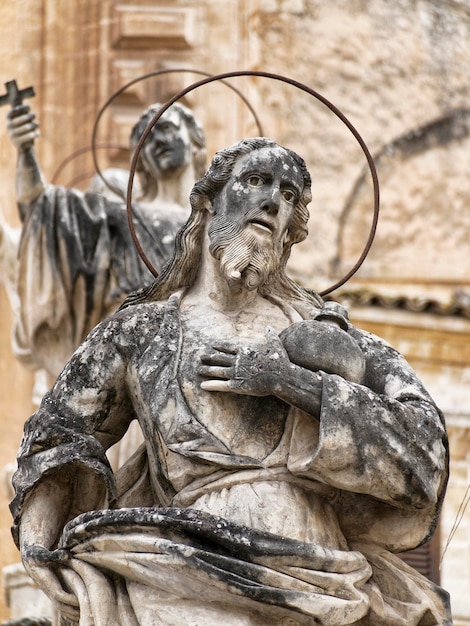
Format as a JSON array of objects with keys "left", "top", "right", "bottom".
[
  {"left": 347, "top": 323, "right": 432, "bottom": 398},
  {"left": 113, "top": 299, "right": 170, "bottom": 326},
  {"left": 86, "top": 299, "right": 171, "bottom": 352},
  {"left": 348, "top": 324, "right": 400, "bottom": 358}
]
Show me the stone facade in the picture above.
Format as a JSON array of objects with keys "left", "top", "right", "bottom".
[{"left": 0, "top": 0, "right": 469, "bottom": 622}]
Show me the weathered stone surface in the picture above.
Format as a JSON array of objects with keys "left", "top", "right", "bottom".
[{"left": 11, "top": 139, "right": 451, "bottom": 624}]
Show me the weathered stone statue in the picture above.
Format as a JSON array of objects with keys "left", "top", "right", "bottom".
[
  {"left": 6, "top": 101, "right": 206, "bottom": 384},
  {"left": 11, "top": 138, "right": 451, "bottom": 625}
]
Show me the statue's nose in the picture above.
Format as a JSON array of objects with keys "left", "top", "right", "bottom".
[{"left": 261, "top": 186, "right": 280, "bottom": 214}]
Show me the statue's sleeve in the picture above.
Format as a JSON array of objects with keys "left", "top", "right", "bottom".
[
  {"left": 13, "top": 185, "right": 113, "bottom": 378},
  {"left": 10, "top": 311, "right": 136, "bottom": 546},
  {"left": 287, "top": 329, "right": 448, "bottom": 550}
]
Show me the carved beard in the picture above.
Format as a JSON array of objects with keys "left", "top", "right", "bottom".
[{"left": 208, "top": 211, "right": 283, "bottom": 291}]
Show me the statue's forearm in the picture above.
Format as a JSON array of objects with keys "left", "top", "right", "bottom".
[
  {"left": 16, "top": 145, "right": 47, "bottom": 214},
  {"left": 19, "top": 473, "right": 71, "bottom": 551},
  {"left": 273, "top": 364, "right": 323, "bottom": 418}
]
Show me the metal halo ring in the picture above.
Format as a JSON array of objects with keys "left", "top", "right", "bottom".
[
  {"left": 126, "top": 70, "right": 380, "bottom": 296},
  {"left": 91, "top": 68, "right": 264, "bottom": 197},
  {"left": 51, "top": 143, "right": 128, "bottom": 185}
]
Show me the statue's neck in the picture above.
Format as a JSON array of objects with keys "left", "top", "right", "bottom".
[{"left": 141, "top": 163, "right": 194, "bottom": 208}]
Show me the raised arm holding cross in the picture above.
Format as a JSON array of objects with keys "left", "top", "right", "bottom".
[
  {"left": 2, "top": 80, "right": 206, "bottom": 442},
  {"left": 3, "top": 80, "right": 46, "bottom": 209}
]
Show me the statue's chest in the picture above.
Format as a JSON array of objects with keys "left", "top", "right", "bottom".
[{"left": 177, "top": 308, "right": 290, "bottom": 459}]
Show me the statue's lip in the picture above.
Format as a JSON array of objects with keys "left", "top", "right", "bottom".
[
  {"left": 156, "top": 147, "right": 171, "bottom": 157},
  {"left": 248, "top": 218, "right": 274, "bottom": 234}
]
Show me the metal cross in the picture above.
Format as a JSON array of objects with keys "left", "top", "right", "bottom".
[{"left": 0, "top": 79, "right": 35, "bottom": 108}]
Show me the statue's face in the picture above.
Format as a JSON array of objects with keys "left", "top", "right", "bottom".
[
  {"left": 213, "top": 146, "right": 304, "bottom": 246},
  {"left": 141, "top": 108, "right": 192, "bottom": 176},
  {"left": 208, "top": 146, "right": 304, "bottom": 290}
]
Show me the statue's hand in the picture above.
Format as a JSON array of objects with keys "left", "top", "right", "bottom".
[
  {"left": 199, "top": 327, "right": 290, "bottom": 396},
  {"left": 6, "top": 104, "right": 39, "bottom": 150},
  {"left": 22, "top": 544, "right": 79, "bottom": 620}
]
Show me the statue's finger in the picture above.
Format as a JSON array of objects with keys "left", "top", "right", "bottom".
[
  {"left": 210, "top": 341, "right": 238, "bottom": 355},
  {"left": 7, "top": 112, "right": 36, "bottom": 128},
  {"left": 24, "top": 565, "right": 79, "bottom": 615},
  {"left": 6, "top": 104, "right": 31, "bottom": 119},
  {"left": 10, "top": 122, "right": 38, "bottom": 137},
  {"left": 200, "top": 351, "right": 234, "bottom": 366},
  {"left": 10, "top": 132, "right": 38, "bottom": 148},
  {"left": 200, "top": 379, "right": 232, "bottom": 392},
  {"left": 199, "top": 365, "right": 233, "bottom": 379},
  {"left": 55, "top": 589, "right": 80, "bottom": 608},
  {"left": 9, "top": 128, "right": 39, "bottom": 144}
]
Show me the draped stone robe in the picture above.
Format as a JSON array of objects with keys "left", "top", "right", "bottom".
[
  {"left": 14, "top": 185, "right": 187, "bottom": 379},
  {"left": 11, "top": 293, "right": 451, "bottom": 625}
]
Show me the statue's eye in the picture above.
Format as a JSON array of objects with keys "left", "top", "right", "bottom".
[
  {"left": 281, "top": 188, "right": 297, "bottom": 203},
  {"left": 156, "top": 122, "right": 173, "bottom": 133},
  {"left": 246, "top": 175, "right": 264, "bottom": 187}
]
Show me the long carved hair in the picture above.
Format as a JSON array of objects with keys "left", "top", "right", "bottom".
[{"left": 121, "top": 137, "right": 322, "bottom": 309}]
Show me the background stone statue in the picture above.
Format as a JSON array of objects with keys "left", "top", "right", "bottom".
[
  {"left": 6, "top": 101, "right": 206, "bottom": 386},
  {"left": 11, "top": 138, "right": 451, "bottom": 625}
]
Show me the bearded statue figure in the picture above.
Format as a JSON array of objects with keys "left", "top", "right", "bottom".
[{"left": 11, "top": 138, "right": 451, "bottom": 626}]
